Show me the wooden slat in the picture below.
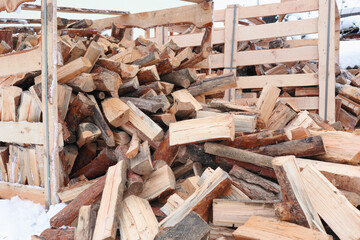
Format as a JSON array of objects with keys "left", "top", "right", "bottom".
[
  {"left": 0, "top": 181, "right": 45, "bottom": 205},
  {"left": 0, "top": 122, "right": 44, "bottom": 144},
  {"left": 287, "top": 39, "right": 318, "bottom": 48},
  {"left": 92, "top": 2, "right": 213, "bottom": 31},
  {"left": 318, "top": 0, "right": 336, "bottom": 123},
  {"left": 238, "top": 18, "right": 318, "bottom": 42},
  {"left": 237, "top": 74, "right": 318, "bottom": 89},
  {"left": 236, "top": 97, "right": 319, "bottom": 110},
  {"left": 0, "top": 46, "right": 41, "bottom": 77},
  {"left": 195, "top": 46, "right": 319, "bottom": 69}
]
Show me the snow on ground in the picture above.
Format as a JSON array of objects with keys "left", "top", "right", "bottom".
[
  {"left": 0, "top": 197, "right": 66, "bottom": 240},
  {"left": 340, "top": 40, "right": 360, "bottom": 68}
]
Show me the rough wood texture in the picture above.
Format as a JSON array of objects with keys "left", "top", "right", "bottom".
[
  {"left": 50, "top": 175, "right": 105, "bottom": 228},
  {"left": 170, "top": 114, "right": 234, "bottom": 146},
  {"left": 130, "top": 141, "right": 154, "bottom": 176},
  {"left": 302, "top": 165, "right": 360, "bottom": 240},
  {"left": 93, "top": 160, "right": 126, "bottom": 240},
  {"left": 161, "top": 68, "right": 197, "bottom": 88},
  {"left": 40, "top": 228, "right": 75, "bottom": 240},
  {"left": 75, "top": 205, "right": 97, "bottom": 240},
  {"left": 153, "top": 132, "right": 180, "bottom": 166},
  {"left": 272, "top": 156, "right": 324, "bottom": 231},
  {"left": 188, "top": 72, "right": 237, "bottom": 96},
  {"left": 119, "top": 195, "right": 159, "bottom": 240},
  {"left": 256, "top": 84, "right": 281, "bottom": 124},
  {"left": 160, "top": 167, "right": 231, "bottom": 228},
  {"left": 233, "top": 216, "right": 332, "bottom": 240},
  {"left": 101, "top": 97, "right": 129, "bottom": 127},
  {"left": 155, "top": 212, "right": 210, "bottom": 240}
]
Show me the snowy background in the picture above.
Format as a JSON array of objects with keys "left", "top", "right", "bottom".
[{"left": 0, "top": 0, "right": 359, "bottom": 239}]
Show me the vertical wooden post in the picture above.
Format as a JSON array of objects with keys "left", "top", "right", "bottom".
[
  {"left": 41, "top": 0, "right": 61, "bottom": 206},
  {"left": 318, "top": 0, "right": 336, "bottom": 123},
  {"left": 335, "top": 2, "right": 340, "bottom": 64},
  {"left": 223, "top": 4, "right": 239, "bottom": 103},
  {"left": 155, "top": 26, "right": 169, "bottom": 45}
]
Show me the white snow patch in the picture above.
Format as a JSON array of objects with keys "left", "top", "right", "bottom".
[
  {"left": 0, "top": 196, "right": 66, "bottom": 240},
  {"left": 340, "top": 41, "right": 360, "bottom": 68}
]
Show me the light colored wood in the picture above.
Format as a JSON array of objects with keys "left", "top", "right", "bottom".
[
  {"left": 17, "top": 91, "right": 41, "bottom": 122},
  {"left": 83, "top": 40, "right": 103, "bottom": 67},
  {"left": 0, "top": 181, "right": 45, "bottom": 205},
  {"left": 236, "top": 97, "right": 319, "bottom": 110},
  {"left": 237, "top": 74, "right": 318, "bottom": 89},
  {"left": 272, "top": 156, "right": 324, "bottom": 230},
  {"left": 0, "top": 147, "right": 8, "bottom": 182},
  {"left": 126, "top": 133, "right": 139, "bottom": 159},
  {"left": 182, "top": 176, "right": 201, "bottom": 195},
  {"left": 57, "top": 84, "right": 72, "bottom": 120},
  {"left": 0, "top": 46, "right": 41, "bottom": 77},
  {"left": 318, "top": 0, "right": 336, "bottom": 123},
  {"left": 256, "top": 84, "right": 281, "bottom": 124},
  {"left": 75, "top": 205, "right": 96, "bottom": 240},
  {"left": 76, "top": 122, "right": 101, "bottom": 148},
  {"left": 101, "top": 97, "right": 129, "bottom": 128},
  {"left": 213, "top": 199, "right": 276, "bottom": 227},
  {"left": 160, "top": 167, "right": 231, "bottom": 228},
  {"left": 92, "top": 2, "right": 213, "bottom": 30},
  {"left": 0, "top": 122, "right": 44, "bottom": 144},
  {"left": 310, "top": 130, "right": 360, "bottom": 165},
  {"left": 172, "top": 89, "right": 202, "bottom": 111},
  {"left": 160, "top": 193, "right": 185, "bottom": 216},
  {"left": 57, "top": 57, "right": 92, "bottom": 84},
  {"left": 67, "top": 73, "right": 96, "bottom": 93},
  {"left": 169, "top": 114, "right": 234, "bottom": 146},
  {"left": 119, "top": 195, "right": 159, "bottom": 240},
  {"left": 267, "top": 101, "right": 297, "bottom": 130},
  {"left": 302, "top": 165, "right": 360, "bottom": 240},
  {"left": 58, "top": 179, "right": 97, "bottom": 203},
  {"left": 1, "top": 86, "right": 22, "bottom": 122},
  {"left": 130, "top": 141, "right": 153, "bottom": 176},
  {"left": 233, "top": 216, "right": 331, "bottom": 240},
  {"left": 93, "top": 160, "right": 126, "bottom": 240},
  {"left": 139, "top": 165, "right": 176, "bottom": 201},
  {"left": 63, "top": 145, "right": 78, "bottom": 175},
  {"left": 128, "top": 101, "right": 164, "bottom": 141},
  {"left": 41, "top": 0, "right": 61, "bottom": 206}
]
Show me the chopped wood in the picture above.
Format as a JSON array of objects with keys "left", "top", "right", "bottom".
[
  {"left": 130, "top": 141, "right": 154, "bottom": 176},
  {"left": 84, "top": 40, "right": 103, "bottom": 67},
  {"left": 121, "top": 97, "right": 163, "bottom": 113},
  {"left": 66, "top": 73, "right": 96, "bottom": 93},
  {"left": 76, "top": 122, "right": 101, "bottom": 148},
  {"left": 161, "top": 68, "right": 197, "bottom": 88},
  {"left": 188, "top": 72, "right": 237, "bottom": 96},
  {"left": 137, "top": 65, "right": 160, "bottom": 85},
  {"left": 126, "top": 169, "right": 144, "bottom": 195},
  {"left": 40, "top": 228, "right": 75, "bottom": 240},
  {"left": 172, "top": 89, "right": 202, "bottom": 111},
  {"left": 170, "top": 114, "right": 234, "bottom": 146},
  {"left": 160, "top": 193, "right": 185, "bottom": 216},
  {"left": 336, "top": 94, "right": 360, "bottom": 116},
  {"left": 75, "top": 205, "right": 97, "bottom": 240},
  {"left": 126, "top": 133, "right": 140, "bottom": 159},
  {"left": 58, "top": 57, "right": 92, "bottom": 84},
  {"left": 101, "top": 97, "right": 129, "bottom": 127},
  {"left": 1, "top": 86, "right": 22, "bottom": 122},
  {"left": 256, "top": 84, "right": 281, "bottom": 124},
  {"left": 290, "top": 127, "right": 311, "bottom": 140},
  {"left": 92, "top": 66, "right": 122, "bottom": 97},
  {"left": 97, "top": 58, "right": 139, "bottom": 80},
  {"left": 58, "top": 178, "right": 97, "bottom": 203},
  {"left": 267, "top": 101, "right": 297, "bottom": 130},
  {"left": 339, "top": 108, "right": 359, "bottom": 129}
]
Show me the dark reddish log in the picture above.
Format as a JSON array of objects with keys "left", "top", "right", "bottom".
[
  {"left": 153, "top": 132, "right": 180, "bottom": 166},
  {"left": 250, "top": 136, "right": 326, "bottom": 157},
  {"left": 65, "top": 93, "right": 95, "bottom": 142},
  {"left": 0, "top": 30, "right": 12, "bottom": 48},
  {"left": 50, "top": 175, "right": 106, "bottom": 228},
  {"left": 125, "top": 81, "right": 163, "bottom": 97},
  {"left": 71, "top": 143, "right": 97, "bottom": 175},
  {"left": 127, "top": 169, "right": 144, "bottom": 195},
  {"left": 60, "top": 28, "right": 98, "bottom": 37},
  {"left": 156, "top": 57, "right": 180, "bottom": 76},
  {"left": 120, "top": 97, "right": 163, "bottom": 113},
  {"left": 71, "top": 148, "right": 117, "bottom": 179},
  {"left": 40, "top": 228, "right": 75, "bottom": 240},
  {"left": 215, "top": 156, "right": 276, "bottom": 179},
  {"left": 222, "top": 129, "right": 289, "bottom": 149}
]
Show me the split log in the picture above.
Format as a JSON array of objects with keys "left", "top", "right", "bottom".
[
  {"left": 126, "top": 133, "right": 140, "bottom": 159},
  {"left": 113, "top": 129, "right": 130, "bottom": 146},
  {"left": 155, "top": 212, "right": 210, "bottom": 240},
  {"left": 182, "top": 176, "right": 201, "bottom": 195},
  {"left": 119, "top": 195, "right": 159, "bottom": 240},
  {"left": 161, "top": 68, "right": 197, "bottom": 88},
  {"left": 121, "top": 97, "right": 163, "bottom": 113},
  {"left": 17, "top": 91, "right": 41, "bottom": 122},
  {"left": 87, "top": 94, "right": 115, "bottom": 147},
  {"left": 169, "top": 114, "right": 234, "bottom": 146},
  {"left": 92, "top": 66, "right": 122, "bottom": 97},
  {"left": 127, "top": 169, "right": 144, "bottom": 195},
  {"left": 97, "top": 58, "right": 139, "bottom": 80},
  {"left": 222, "top": 129, "right": 289, "bottom": 149},
  {"left": 62, "top": 145, "right": 78, "bottom": 175},
  {"left": 75, "top": 205, "right": 97, "bottom": 240},
  {"left": 40, "top": 228, "right": 75, "bottom": 240},
  {"left": 125, "top": 81, "right": 163, "bottom": 97},
  {"left": 188, "top": 72, "right": 237, "bottom": 96},
  {"left": 153, "top": 132, "right": 180, "bottom": 166},
  {"left": 1, "top": 86, "right": 22, "bottom": 122},
  {"left": 58, "top": 178, "right": 97, "bottom": 203},
  {"left": 160, "top": 167, "right": 231, "bottom": 228},
  {"left": 152, "top": 113, "right": 176, "bottom": 127},
  {"left": 213, "top": 199, "right": 276, "bottom": 227},
  {"left": 272, "top": 156, "right": 324, "bottom": 230},
  {"left": 290, "top": 127, "right": 311, "bottom": 140},
  {"left": 93, "top": 160, "right": 126, "bottom": 240},
  {"left": 251, "top": 136, "right": 326, "bottom": 158},
  {"left": 205, "top": 143, "right": 273, "bottom": 168},
  {"left": 339, "top": 108, "right": 358, "bottom": 129},
  {"left": 101, "top": 97, "right": 129, "bottom": 127},
  {"left": 169, "top": 101, "right": 196, "bottom": 120},
  {"left": 267, "top": 101, "right": 297, "bottom": 130},
  {"left": 71, "top": 143, "right": 97, "bottom": 175},
  {"left": 139, "top": 165, "right": 176, "bottom": 201},
  {"left": 233, "top": 216, "right": 332, "bottom": 240},
  {"left": 128, "top": 100, "right": 164, "bottom": 141},
  {"left": 172, "top": 89, "right": 202, "bottom": 111},
  {"left": 137, "top": 65, "right": 160, "bottom": 85},
  {"left": 66, "top": 73, "right": 96, "bottom": 93},
  {"left": 132, "top": 51, "right": 160, "bottom": 67},
  {"left": 0, "top": 147, "right": 8, "bottom": 182},
  {"left": 147, "top": 95, "right": 170, "bottom": 112},
  {"left": 58, "top": 57, "right": 92, "bottom": 84},
  {"left": 256, "top": 84, "right": 281, "bottom": 124},
  {"left": 120, "top": 122, "right": 161, "bottom": 149},
  {"left": 83, "top": 40, "right": 103, "bottom": 67},
  {"left": 66, "top": 40, "right": 86, "bottom": 64},
  {"left": 301, "top": 165, "right": 360, "bottom": 240},
  {"left": 130, "top": 141, "right": 154, "bottom": 176},
  {"left": 76, "top": 122, "right": 101, "bottom": 148},
  {"left": 209, "top": 225, "right": 235, "bottom": 240},
  {"left": 71, "top": 147, "right": 117, "bottom": 179},
  {"left": 337, "top": 84, "right": 360, "bottom": 103},
  {"left": 50, "top": 175, "right": 106, "bottom": 228},
  {"left": 118, "top": 77, "right": 139, "bottom": 95},
  {"left": 156, "top": 57, "right": 180, "bottom": 75},
  {"left": 336, "top": 94, "right": 360, "bottom": 116},
  {"left": 159, "top": 81, "right": 174, "bottom": 95}
]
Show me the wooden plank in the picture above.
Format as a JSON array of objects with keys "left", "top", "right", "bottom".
[
  {"left": 42, "top": 0, "right": 61, "bottom": 206},
  {"left": 93, "top": 160, "right": 126, "bottom": 240},
  {"left": 169, "top": 114, "right": 235, "bottom": 146},
  {"left": 233, "top": 216, "right": 331, "bottom": 240},
  {"left": 237, "top": 74, "right": 318, "bottom": 89},
  {"left": 302, "top": 165, "right": 360, "bottom": 240},
  {"left": 195, "top": 46, "right": 319, "bottom": 69},
  {"left": 272, "top": 156, "right": 324, "bottom": 230},
  {"left": 213, "top": 199, "right": 276, "bottom": 227},
  {"left": 318, "top": 0, "right": 336, "bottom": 123},
  {"left": 92, "top": 2, "right": 213, "bottom": 31},
  {"left": 0, "top": 122, "right": 43, "bottom": 144},
  {"left": 0, "top": 46, "right": 41, "bottom": 77},
  {"left": 75, "top": 205, "right": 97, "bottom": 240},
  {"left": 0, "top": 181, "right": 45, "bottom": 205},
  {"left": 238, "top": 18, "right": 318, "bottom": 42}
]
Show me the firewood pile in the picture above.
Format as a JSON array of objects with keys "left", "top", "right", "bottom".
[{"left": 0, "top": 18, "right": 360, "bottom": 240}]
